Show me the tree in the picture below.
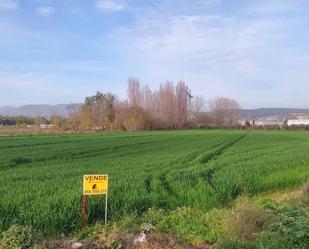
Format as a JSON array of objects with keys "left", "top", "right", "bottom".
[
  {"left": 67, "top": 104, "right": 81, "bottom": 130},
  {"left": 80, "top": 104, "right": 94, "bottom": 130},
  {"left": 81, "top": 91, "right": 117, "bottom": 131},
  {"left": 175, "top": 81, "right": 188, "bottom": 128},
  {"left": 192, "top": 95, "right": 206, "bottom": 126},
  {"left": 34, "top": 116, "right": 47, "bottom": 126},
  {"left": 158, "top": 82, "right": 175, "bottom": 128},
  {"left": 208, "top": 97, "right": 241, "bottom": 126},
  {"left": 105, "top": 93, "right": 116, "bottom": 130},
  {"left": 127, "top": 78, "right": 142, "bottom": 107},
  {"left": 114, "top": 100, "right": 147, "bottom": 131},
  {"left": 50, "top": 115, "right": 63, "bottom": 128}
]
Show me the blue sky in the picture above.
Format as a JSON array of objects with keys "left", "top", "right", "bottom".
[{"left": 0, "top": 0, "right": 308, "bottom": 108}]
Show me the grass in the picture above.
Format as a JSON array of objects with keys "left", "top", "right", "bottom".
[{"left": 0, "top": 130, "right": 309, "bottom": 235}]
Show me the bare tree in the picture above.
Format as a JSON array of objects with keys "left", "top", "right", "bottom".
[
  {"left": 114, "top": 100, "right": 147, "bottom": 131},
  {"left": 175, "top": 81, "right": 188, "bottom": 128},
  {"left": 67, "top": 104, "right": 81, "bottom": 130},
  {"left": 159, "top": 82, "right": 176, "bottom": 128},
  {"left": 192, "top": 95, "right": 206, "bottom": 126},
  {"left": 80, "top": 104, "right": 94, "bottom": 130},
  {"left": 127, "top": 78, "right": 142, "bottom": 107},
  {"left": 208, "top": 97, "right": 241, "bottom": 126}
]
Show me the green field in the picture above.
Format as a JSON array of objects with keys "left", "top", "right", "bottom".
[{"left": 0, "top": 130, "right": 309, "bottom": 235}]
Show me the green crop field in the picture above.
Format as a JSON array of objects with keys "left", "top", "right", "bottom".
[{"left": 0, "top": 130, "right": 309, "bottom": 235}]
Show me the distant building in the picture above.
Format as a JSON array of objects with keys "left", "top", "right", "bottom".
[
  {"left": 255, "top": 119, "right": 284, "bottom": 126},
  {"left": 239, "top": 115, "right": 284, "bottom": 127},
  {"left": 287, "top": 113, "right": 309, "bottom": 126},
  {"left": 238, "top": 120, "right": 248, "bottom": 126},
  {"left": 39, "top": 124, "right": 56, "bottom": 129}
]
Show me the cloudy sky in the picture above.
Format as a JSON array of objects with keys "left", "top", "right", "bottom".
[{"left": 0, "top": 0, "right": 308, "bottom": 108}]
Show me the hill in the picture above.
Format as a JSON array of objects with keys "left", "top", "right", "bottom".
[
  {"left": 0, "top": 104, "right": 81, "bottom": 117},
  {"left": 240, "top": 108, "right": 309, "bottom": 119},
  {"left": 1, "top": 105, "right": 309, "bottom": 119}
]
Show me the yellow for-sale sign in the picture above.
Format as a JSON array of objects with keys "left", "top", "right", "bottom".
[{"left": 83, "top": 175, "right": 108, "bottom": 195}]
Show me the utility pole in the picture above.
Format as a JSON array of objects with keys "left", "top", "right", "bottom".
[{"left": 186, "top": 89, "right": 193, "bottom": 120}]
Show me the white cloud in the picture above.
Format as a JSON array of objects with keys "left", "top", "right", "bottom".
[
  {"left": 0, "top": 0, "right": 308, "bottom": 108},
  {"left": 106, "top": 3, "right": 309, "bottom": 108},
  {"left": 36, "top": 6, "right": 55, "bottom": 16},
  {"left": 111, "top": 14, "right": 262, "bottom": 78},
  {"left": 96, "top": 0, "right": 125, "bottom": 11},
  {"left": 0, "top": 0, "right": 18, "bottom": 10}
]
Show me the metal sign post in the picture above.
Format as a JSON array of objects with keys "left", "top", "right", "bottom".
[
  {"left": 83, "top": 194, "right": 87, "bottom": 229},
  {"left": 82, "top": 174, "right": 108, "bottom": 229},
  {"left": 105, "top": 193, "right": 108, "bottom": 226}
]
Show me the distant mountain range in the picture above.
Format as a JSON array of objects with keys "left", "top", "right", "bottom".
[
  {"left": 0, "top": 105, "right": 309, "bottom": 119},
  {"left": 240, "top": 108, "right": 309, "bottom": 120},
  {"left": 0, "top": 104, "right": 81, "bottom": 117}
]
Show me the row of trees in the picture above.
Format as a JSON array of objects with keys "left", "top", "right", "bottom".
[
  {"left": 0, "top": 116, "right": 48, "bottom": 126},
  {"left": 66, "top": 79, "right": 241, "bottom": 131},
  {"left": 0, "top": 79, "right": 242, "bottom": 131}
]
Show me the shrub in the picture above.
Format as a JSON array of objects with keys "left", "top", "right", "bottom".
[
  {"left": 98, "top": 225, "right": 123, "bottom": 249},
  {"left": 0, "top": 225, "right": 41, "bottom": 249},
  {"left": 223, "top": 201, "right": 273, "bottom": 240},
  {"left": 263, "top": 204, "right": 309, "bottom": 249}
]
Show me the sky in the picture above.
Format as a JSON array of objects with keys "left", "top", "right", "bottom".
[{"left": 0, "top": 0, "right": 309, "bottom": 108}]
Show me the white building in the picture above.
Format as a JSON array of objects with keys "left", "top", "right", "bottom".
[
  {"left": 40, "top": 124, "right": 56, "bottom": 129},
  {"left": 287, "top": 114, "right": 309, "bottom": 126}
]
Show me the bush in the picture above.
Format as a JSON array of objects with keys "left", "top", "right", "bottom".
[
  {"left": 223, "top": 201, "right": 273, "bottom": 240},
  {"left": 0, "top": 225, "right": 41, "bottom": 249},
  {"left": 98, "top": 225, "right": 123, "bottom": 249},
  {"left": 261, "top": 204, "right": 309, "bottom": 249}
]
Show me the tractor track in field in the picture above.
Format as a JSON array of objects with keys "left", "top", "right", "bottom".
[
  {"left": 144, "top": 175, "right": 152, "bottom": 193},
  {"left": 193, "top": 133, "right": 249, "bottom": 165},
  {"left": 197, "top": 133, "right": 249, "bottom": 189},
  {"left": 159, "top": 173, "right": 179, "bottom": 198},
  {"left": 143, "top": 133, "right": 249, "bottom": 197}
]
